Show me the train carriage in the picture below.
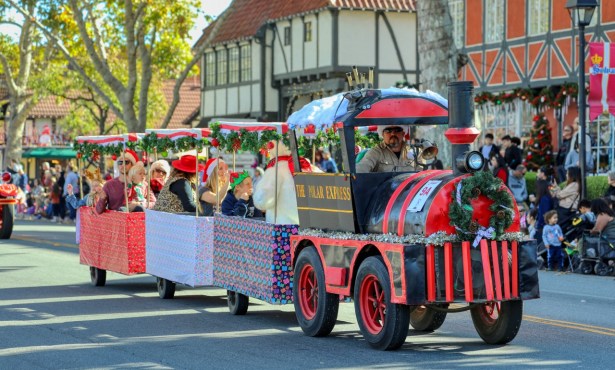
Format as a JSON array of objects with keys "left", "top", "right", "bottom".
[
  {"left": 286, "top": 81, "right": 540, "bottom": 350},
  {"left": 142, "top": 128, "right": 215, "bottom": 298},
  {"left": 75, "top": 134, "right": 147, "bottom": 286}
]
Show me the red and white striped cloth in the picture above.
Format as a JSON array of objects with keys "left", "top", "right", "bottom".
[
  {"left": 145, "top": 128, "right": 212, "bottom": 141},
  {"left": 76, "top": 133, "right": 143, "bottom": 146}
]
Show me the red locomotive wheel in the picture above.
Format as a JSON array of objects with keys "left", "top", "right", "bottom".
[
  {"left": 293, "top": 247, "right": 339, "bottom": 337},
  {"left": 354, "top": 256, "right": 409, "bottom": 350},
  {"left": 470, "top": 300, "right": 523, "bottom": 344},
  {"left": 0, "top": 204, "right": 14, "bottom": 239}
]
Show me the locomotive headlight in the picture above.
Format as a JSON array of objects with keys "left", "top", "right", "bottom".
[
  {"left": 456, "top": 151, "right": 484, "bottom": 173},
  {"left": 466, "top": 152, "right": 484, "bottom": 171}
]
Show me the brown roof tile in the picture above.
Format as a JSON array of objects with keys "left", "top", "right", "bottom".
[
  {"left": 152, "top": 77, "right": 201, "bottom": 129},
  {"left": 28, "top": 96, "right": 72, "bottom": 119},
  {"left": 200, "top": 0, "right": 415, "bottom": 47}
]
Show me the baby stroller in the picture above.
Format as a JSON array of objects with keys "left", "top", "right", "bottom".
[{"left": 577, "top": 232, "right": 615, "bottom": 276}]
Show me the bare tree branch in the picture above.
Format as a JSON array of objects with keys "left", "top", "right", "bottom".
[{"left": 0, "top": 52, "right": 18, "bottom": 94}]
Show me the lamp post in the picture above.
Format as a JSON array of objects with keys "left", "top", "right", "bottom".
[{"left": 566, "top": 0, "right": 598, "bottom": 200}]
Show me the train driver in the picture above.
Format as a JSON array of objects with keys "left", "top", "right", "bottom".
[{"left": 356, "top": 125, "right": 415, "bottom": 173}]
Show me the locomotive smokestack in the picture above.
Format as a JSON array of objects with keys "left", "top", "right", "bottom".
[{"left": 446, "top": 81, "right": 481, "bottom": 176}]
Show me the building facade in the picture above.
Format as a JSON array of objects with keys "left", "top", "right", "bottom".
[
  {"left": 195, "top": 0, "right": 418, "bottom": 124},
  {"left": 453, "top": 0, "right": 615, "bottom": 172}
]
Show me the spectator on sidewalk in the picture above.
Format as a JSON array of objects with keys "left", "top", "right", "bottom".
[
  {"left": 508, "top": 164, "right": 528, "bottom": 211},
  {"left": 63, "top": 165, "right": 80, "bottom": 222},
  {"left": 489, "top": 153, "right": 508, "bottom": 185},
  {"left": 542, "top": 210, "right": 565, "bottom": 271},
  {"left": 605, "top": 170, "right": 615, "bottom": 200},
  {"left": 556, "top": 125, "right": 573, "bottom": 182}
]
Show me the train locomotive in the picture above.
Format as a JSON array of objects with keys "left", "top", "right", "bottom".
[{"left": 287, "top": 81, "right": 539, "bottom": 350}]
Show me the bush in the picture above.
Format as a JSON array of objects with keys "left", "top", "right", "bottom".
[{"left": 587, "top": 175, "right": 608, "bottom": 200}]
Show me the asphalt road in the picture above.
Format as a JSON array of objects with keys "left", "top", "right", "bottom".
[{"left": 1, "top": 220, "right": 614, "bottom": 369}]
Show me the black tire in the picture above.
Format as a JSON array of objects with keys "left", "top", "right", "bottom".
[
  {"left": 410, "top": 304, "right": 448, "bottom": 332},
  {"left": 90, "top": 267, "right": 106, "bottom": 287},
  {"left": 580, "top": 261, "right": 594, "bottom": 275},
  {"left": 293, "top": 247, "right": 339, "bottom": 337},
  {"left": 354, "top": 256, "right": 410, "bottom": 350},
  {"left": 227, "top": 290, "right": 249, "bottom": 315},
  {"left": 0, "top": 204, "right": 14, "bottom": 239},
  {"left": 594, "top": 262, "right": 610, "bottom": 276},
  {"left": 471, "top": 300, "right": 523, "bottom": 345},
  {"left": 157, "top": 277, "right": 176, "bottom": 299}
]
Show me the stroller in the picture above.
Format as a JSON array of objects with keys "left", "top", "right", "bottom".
[{"left": 577, "top": 232, "right": 615, "bottom": 276}]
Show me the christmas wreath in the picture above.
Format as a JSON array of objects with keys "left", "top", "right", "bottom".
[{"left": 449, "top": 171, "right": 515, "bottom": 245}]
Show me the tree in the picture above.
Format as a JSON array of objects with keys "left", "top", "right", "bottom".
[
  {"left": 6, "top": 0, "right": 204, "bottom": 133},
  {"left": 416, "top": 0, "right": 458, "bottom": 168},
  {"left": 0, "top": 1, "right": 57, "bottom": 164},
  {"left": 524, "top": 113, "right": 554, "bottom": 171}
]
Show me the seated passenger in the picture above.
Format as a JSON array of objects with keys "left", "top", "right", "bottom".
[
  {"left": 66, "top": 173, "right": 105, "bottom": 209},
  {"left": 149, "top": 160, "right": 170, "bottom": 198},
  {"left": 356, "top": 125, "right": 415, "bottom": 173},
  {"left": 153, "top": 155, "right": 204, "bottom": 214},
  {"left": 125, "top": 162, "right": 155, "bottom": 212},
  {"left": 221, "top": 171, "right": 263, "bottom": 218},
  {"left": 96, "top": 149, "right": 139, "bottom": 214},
  {"left": 199, "top": 158, "right": 230, "bottom": 216}
]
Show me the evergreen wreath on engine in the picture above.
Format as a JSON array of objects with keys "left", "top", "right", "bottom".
[{"left": 449, "top": 171, "right": 514, "bottom": 242}]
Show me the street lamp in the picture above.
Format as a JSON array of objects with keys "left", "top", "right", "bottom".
[{"left": 566, "top": 0, "right": 598, "bottom": 200}]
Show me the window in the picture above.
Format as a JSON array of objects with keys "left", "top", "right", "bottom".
[
  {"left": 240, "top": 44, "right": 251, "bottom": 81},
  {"left": 485, "top": 0, "right": 504, "bottom": 43},
  {"left": 304, "top": 21, "right": 312, "bottom": 42},
  {"left": 528, "top": 0, "right": 549, "bottom": 35},
  {"left": 229, "top": 47, "right": 239, "bottom": 83},
  {"left": 205, "top": 52, "right": 215, "bottom": 87},
  {"left": 216, "top": 49, "right": 227, "bottom": 85},
  {"left": 284, "top": 26, "right": 291, "bottom": 45},
  {"left": 449, "top": 0, "right": 465, "bottom": 49}
]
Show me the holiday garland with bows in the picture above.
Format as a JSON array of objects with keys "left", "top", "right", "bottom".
[
  {"left": 474, "top": 82, "right": 581, "bottom": 109},
  {"left": 72, "top": 140, "right": 140, "bottom": 161},
  {"left": 449, "top": 171, "right": 514, "bottom": 245}
]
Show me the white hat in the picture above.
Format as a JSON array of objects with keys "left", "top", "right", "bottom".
[{"left": 377, "top": 125, "right": 405, "bottom": 137}]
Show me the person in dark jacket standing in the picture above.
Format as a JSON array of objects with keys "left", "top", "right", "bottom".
[
  {"left": 556, "top": 125, "right": 573, "bottom": 182},
  {"left": 479, "top": 133, "right": 499, "bottom": 168}
]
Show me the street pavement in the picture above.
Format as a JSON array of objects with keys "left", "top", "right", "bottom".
[{"left": 1, "top": 220, "right": 614, "bottom": 369}]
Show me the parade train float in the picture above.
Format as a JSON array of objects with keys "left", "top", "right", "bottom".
[
  {"left": 73, "top": 80, "right": 539, "bottom": 351},
  {"left": 285, "top": 80, "right": 539, "bottom": 350},
  {"left": 0, "top": 172, "right": 18, "bottom": 239}
]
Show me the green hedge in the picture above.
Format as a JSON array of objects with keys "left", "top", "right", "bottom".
[{"left": 524, "top": 171, "right": 608, "bottom": 200}]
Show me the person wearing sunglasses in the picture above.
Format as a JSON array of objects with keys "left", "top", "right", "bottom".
[
  {"left": 149, "top": 159, "right": 171, "bottom": 197},
  {"left": 95, "top": 149, "right": 139, "bottom": 214},
  {"left": 356, "top": 125, "right": 415, "bottom": 173}
]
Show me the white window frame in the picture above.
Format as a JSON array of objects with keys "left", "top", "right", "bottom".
[
  {"left": 528, "top": 0, "right": 549, "bottom": 36},
  {"left": 205, "top": 52, "right": 215, "bottom": 87},
  {"left": 449, "top": 0, "right": 465, "bottom": 49},
  {"left": 217, "top": 48, "right": 227, "bottom": 86},
  {"left": 240, "top": 44, "right": 251, "bottom": 82},
  {"left": 228, "top": 47, "right": 239, "bottom": 84},
  {"left": 485, "top": 0, "right": 504, "bottom": 43}
]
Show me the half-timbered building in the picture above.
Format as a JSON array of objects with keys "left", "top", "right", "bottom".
[
  {"left": 452, "top": 0, "right": 615, "bottom": 171},
  {"left": 194, "top": 0, "right": 418, "bottom": 124}
]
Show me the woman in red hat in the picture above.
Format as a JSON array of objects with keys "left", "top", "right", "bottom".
[
  {"left": 153, "top": 155, "right": 204, "bottom": 214},
  {"left": 199, "top": 158, "right": 230, "bottom": 216}
]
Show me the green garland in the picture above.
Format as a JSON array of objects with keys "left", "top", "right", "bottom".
[
  {"left": 73, "top": 140, "right": 139, "bottom": 158},
  {"left": 449, "top": 171, "right": 515, "bottom": 241},
  {"left": 208, "top": 122, "right": 288, "bottom": 153},
  {"left": 139, "top": 132, "right": 210, "bottom": 155}
]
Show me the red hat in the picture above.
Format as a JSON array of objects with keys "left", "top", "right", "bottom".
[
  {"left": 202, "top": 158, "right": 219, "bottom": 183},
  {"left": 121, "top": 149, "right": 139, "bottom": 165},
  {"left": 172, "top": 155, "right": 205, "bottom": 174},
  {"left": 2, "top": 172, "right": 11, "bottom": 183}
]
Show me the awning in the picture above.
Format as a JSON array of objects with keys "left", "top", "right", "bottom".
[{"left": 22, "top": 147, "right": 77, "bottom": 159}]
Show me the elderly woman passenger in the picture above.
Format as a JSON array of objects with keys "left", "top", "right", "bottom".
[{"left": 149, "top": 159, "right": 170, "bottom": 198}]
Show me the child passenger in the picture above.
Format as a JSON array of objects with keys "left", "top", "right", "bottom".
[
  {"left": 542, "top": 210, "right": 565, "bottom": 272},
  {"left": 221, "top": 171, "right": 263, "bottom": 218}
]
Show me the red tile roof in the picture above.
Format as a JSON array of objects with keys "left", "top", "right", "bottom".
[
  {"left": 28, "top": 96, "right": 72, "bottom": 119},
  {"left": 199, "top": 0, "right": 415, "bottom": 47},
  {"left": 152, "top": 77, "right": 201, "bottom": 129}
]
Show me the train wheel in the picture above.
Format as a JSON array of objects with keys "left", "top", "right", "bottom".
[
  {"left": 293, "top": 247, "right": 339, "bottom": 337},
  {"left": 157, "top": 277, "right": 176, "bottom": 299},
  {"left": 409, "top": 304, "right": 448, "bottom": 332},
  {"left": 90, "top": 267, "right": 106, "bottom": 287},
  {"left": 470, "top": 300, "right": 522, "bottom": 344},
  {"left": 0, "top": 204, "right": 14, "bottom": 239},
  {"left": 227, "top": 290, "right": 249, "bottom": 315},
  {"left": 354, "top": 256, "right": 409, "bottom": 350}
]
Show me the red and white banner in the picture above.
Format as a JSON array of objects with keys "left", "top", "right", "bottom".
[
  {"left": 589, "top": 42, "right": 615, "bottom": 121},
  {"left": 145, "top": 128, "right": 211, "bottom": 141}
]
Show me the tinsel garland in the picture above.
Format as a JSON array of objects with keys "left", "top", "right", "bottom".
[
  {"left": 449, "top": 171, "right": 514, "bottom": 241},
  {"left": 299, "top": 229, "right": 526, "bottom": 247}
]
